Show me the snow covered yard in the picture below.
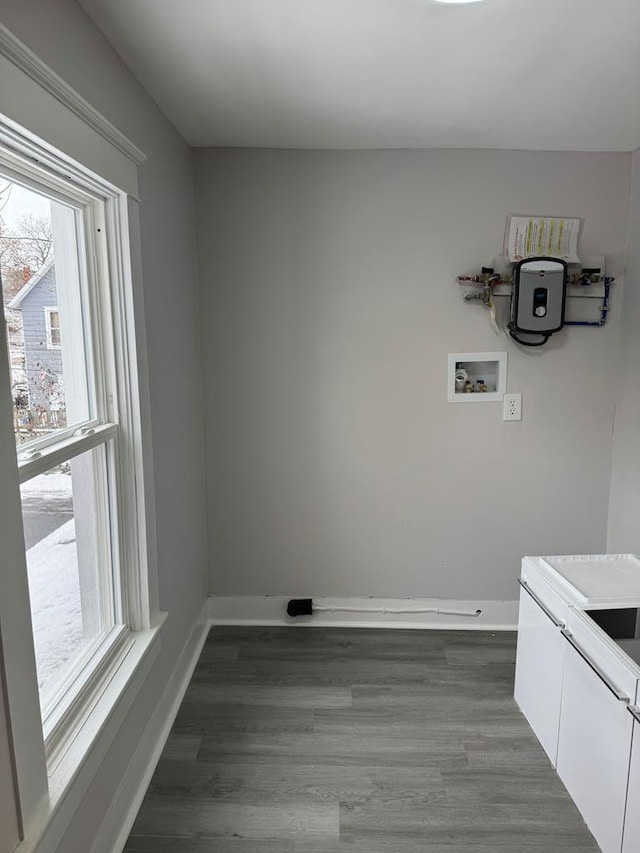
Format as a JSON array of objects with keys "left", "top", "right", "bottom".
[
  {"left": 21, "top": 470, "right": 86, "bottom": 702},
  {"left": 25, "top": 518, "right": 84, "bottom": 698}
]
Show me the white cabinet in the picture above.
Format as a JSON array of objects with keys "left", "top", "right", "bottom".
[
  {"left": 516, "top": 555, "right": 640, "bottom": 853},
  {"left": 556, "top": 612, "right": 636, "bottom": 853},
  {"left": 623, "top": 706, "right": 640, "bottom": 853},
  {"left": 514, "top": 577, "right": 566, "bottom": 765}
]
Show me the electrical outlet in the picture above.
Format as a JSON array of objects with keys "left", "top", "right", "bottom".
[{"left": 503, "top": 393, "right": 522, "bottom": 421}]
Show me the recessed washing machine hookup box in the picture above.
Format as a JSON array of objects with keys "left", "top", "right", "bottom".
[{"left": 447, "top": 351, "right": 507, "bottom": 403}]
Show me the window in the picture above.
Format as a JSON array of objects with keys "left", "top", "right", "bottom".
[
  {"left": 44, "top": 307, "right": 61, "bottom": 348},
  {"left": 0, "top": 122, "right": 151, "bottom": 758}
]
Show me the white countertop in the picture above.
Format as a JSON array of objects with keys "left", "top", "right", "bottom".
[{"left": 530, "top": 554, "right": 640, "bottom": 608}]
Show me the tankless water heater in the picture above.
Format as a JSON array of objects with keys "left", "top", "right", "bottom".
[{"left": 510, "top": 257, "right": 567, "bottom": 347}]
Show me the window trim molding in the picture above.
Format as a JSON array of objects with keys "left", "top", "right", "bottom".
[
  {"left": 42, "top": 625, "right": 129, "bottom": 757},
  {"left": 0, "top": 109, "right": 157, "bottom": 842},
  {"left": 1, "top": 134, "right": 153, "bottom": 635},
  {"left": 17, "top": 617, "right": 166, "bottom": 853},
  {"left": 0, "top": 23, "right": 146, "bottom": 167},
  {"left": 100, "top": 194, "right": 153, "bottom": 632}
]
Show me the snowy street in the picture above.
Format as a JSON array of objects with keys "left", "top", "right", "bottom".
[{"left": 21, "top": 491, "right": 72, "bottom": 549}]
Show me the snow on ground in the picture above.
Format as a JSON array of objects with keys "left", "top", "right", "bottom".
[
  {"left": 21, "top": 467, "right": 102, "bottom": 704},
  {"left": 25, "top": 514, "right": 86, "bottom": 701}
]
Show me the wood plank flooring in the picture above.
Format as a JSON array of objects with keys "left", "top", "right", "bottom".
[{"left": 124, "top": 627, "right": 599, "bottom": 852}]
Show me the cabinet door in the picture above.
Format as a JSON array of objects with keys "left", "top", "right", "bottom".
[
  {"left": 514, "top": 580, "right": 565, "bottom": 765},
  {"left": 557, "top": 634, "right": 633, "bottom": 853},
  {"left": 623, "top": 707, "right": 640, "bottom": 853}
]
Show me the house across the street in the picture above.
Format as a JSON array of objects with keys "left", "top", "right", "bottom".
[{"left": 7, "top": 260, "right": 65, "bottom": 438}]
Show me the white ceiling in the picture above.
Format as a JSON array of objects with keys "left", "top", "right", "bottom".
[{"left": 78, "top": 0, "right": 640, "bottom": 151}]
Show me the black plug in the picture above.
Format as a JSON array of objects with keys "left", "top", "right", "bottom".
[{"left": 287, "top": 598, "right": 314, "bottom": 617}]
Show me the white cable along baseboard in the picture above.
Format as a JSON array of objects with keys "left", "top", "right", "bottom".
[{"left": 209, "top": 596, "right": 518, "bottom": 631}]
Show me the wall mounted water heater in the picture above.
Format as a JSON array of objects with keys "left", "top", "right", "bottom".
[{"left": 509, "top": 257, "right": 567, "bottom": 347}]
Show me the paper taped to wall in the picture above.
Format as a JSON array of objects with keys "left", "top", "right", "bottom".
[{"left": 505, "top": 216, "right": 581, "bottom": 264}]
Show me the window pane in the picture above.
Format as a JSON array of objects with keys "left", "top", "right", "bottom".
[
  {"left": 20, "top": 446, "right": 115, "bottom": 708},
  {"left": 0, "top": 179, "right": 92, "bottom": 447}
]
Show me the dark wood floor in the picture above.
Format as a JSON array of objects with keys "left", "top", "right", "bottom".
[{"left": 124, "top": 627, "right": 599, "bottom": 852}]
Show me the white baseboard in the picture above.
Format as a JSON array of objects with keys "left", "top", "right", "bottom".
[
  {"left": 209, "top": 596, "right": 518, "bottom": 631},
  {"left": 91, "top": 598, "right": 210, "bottom": 853}
]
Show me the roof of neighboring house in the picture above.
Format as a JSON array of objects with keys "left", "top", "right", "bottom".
[{"left": 7, "top": 259, "right": 55, "bottom": 309}]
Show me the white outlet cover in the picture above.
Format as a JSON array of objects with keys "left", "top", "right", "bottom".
[{"left": 503, "top": 393, "right": 522, "bottom": 421}]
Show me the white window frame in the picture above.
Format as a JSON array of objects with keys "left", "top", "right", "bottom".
[
  {"left": 0, "top": 115, "right": 157, "bottom": 824},
  {"left": 43, "top": 306, "right": 61, "bottom": 349}
]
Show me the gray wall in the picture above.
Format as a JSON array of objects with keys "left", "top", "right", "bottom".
[
  {"left": 195, "top": 148, "right": 630, "bottom": 601},
  {"left": 0, "top": 0, "right": 208, "bottom": 847},
  {"left": 608, "top": 150, "right": 640, "bottom": 551}
]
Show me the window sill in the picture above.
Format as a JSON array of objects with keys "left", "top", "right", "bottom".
[{"left": 17, "top": 612, "right": 167, "bottom": 853}]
